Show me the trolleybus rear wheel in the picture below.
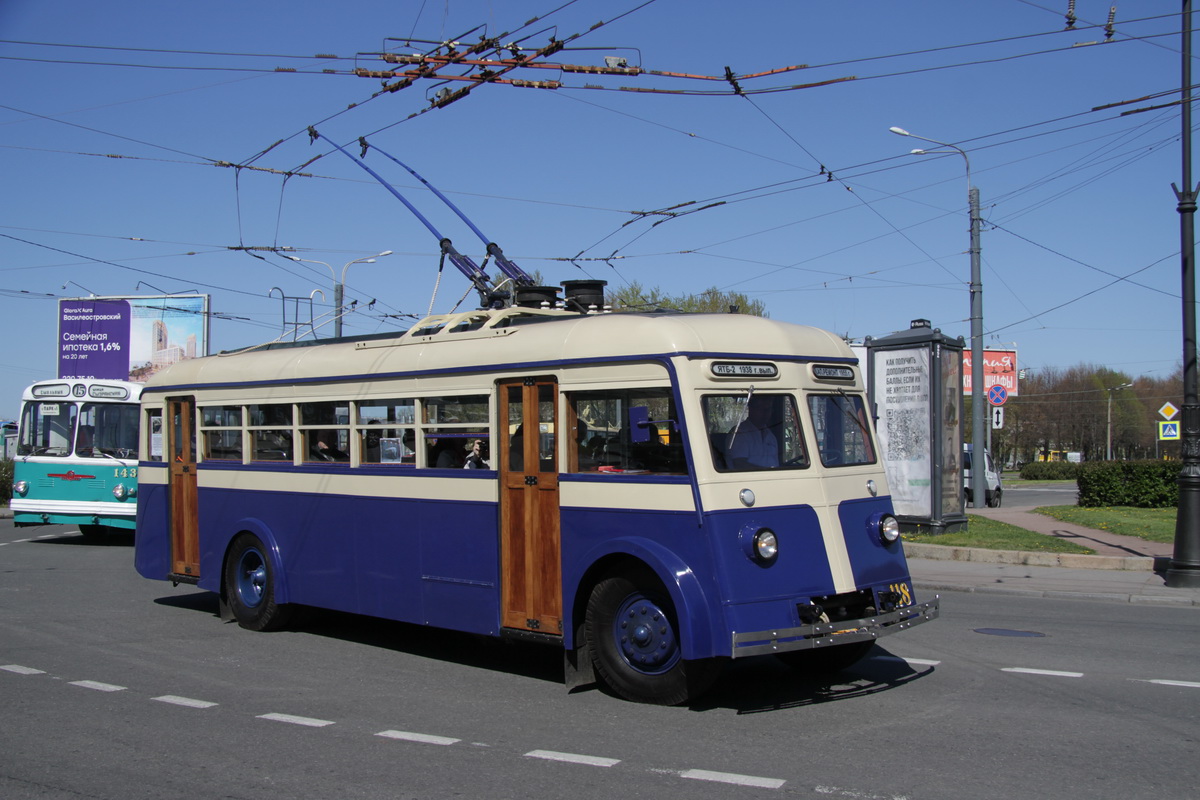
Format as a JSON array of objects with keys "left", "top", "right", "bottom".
[
  {"left": 585, "top": 567, "right": 716, "bottom": 705},
  {"left": 224, "top": 533, "right": 293, "bottom": 632}
]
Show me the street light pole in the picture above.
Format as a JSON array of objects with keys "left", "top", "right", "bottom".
[
  {"left": 290, "top": 251, "right": 393, "bottom": 337},
  {"left": 890, "top": 126, "right": 987, "bottom": 509},
  {"left": 1106, "top": 382, "right": 1132, "bottom": 461},
  {"left": 1168, "top": 0, "right": 1200, "bottom": 587}
]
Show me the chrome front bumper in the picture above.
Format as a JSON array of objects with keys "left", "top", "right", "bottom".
[{"left": 730, "top": 596, "right": 940, "bottom": 658}]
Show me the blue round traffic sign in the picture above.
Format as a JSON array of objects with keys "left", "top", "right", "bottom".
[{"left": 988, "top": 385, "right": 1008, "bottom": 406}]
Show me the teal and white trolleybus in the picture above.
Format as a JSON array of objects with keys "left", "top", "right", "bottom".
[
  {"left": 132, "top": 281, "right": 938, "bottom": 704},
  {"left": 13, "top": 378, "right": 142, "bottom": 539}
]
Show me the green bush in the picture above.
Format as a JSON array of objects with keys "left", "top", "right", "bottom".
[
  {"left": 0, "top": 458, "right": 12, "bottom": 504},
  {"left": 1076, "top": 460, "right": 1179, "bottom": 508},
  {"left": 1019, "top": 460, "right": 1079, "bottom": 481}
]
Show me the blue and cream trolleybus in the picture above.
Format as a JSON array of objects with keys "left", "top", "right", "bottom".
[
  {"left": 133, "top": 281, "right": 938, "bottom": 704},
  {"left": 13, "top": 378, "right": 142, "bottom": 539}
]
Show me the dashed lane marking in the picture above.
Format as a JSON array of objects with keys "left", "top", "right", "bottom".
[
  {"left": 257, "top": 712, "right": 335, "bottom": 727},
  {"left": 524, "top": 750, "right": 620, "bottom": 767},
  {"left": 680, "top": 769, "right": 786, "bottom": 789},
  {"left": 153, "top": 695, "right": 218, "bottom": 709},
  {"left": 1001, "top": 668, "right": 1084, "bottom": 678},
  {"left": 877, "top": 656, "right": 941, "bottom": 667},
  {"left": 1136, "top": 679, "right": 1200, "bottom": 689},
  {"left": 376, "top": 730, "right": 461, "bottom": 746},
  {"left": 69, "top": 680, "right": 127, "bottom": 692},
  {"left": 2, "top": 664, "right": 46, "bottom": 675}
]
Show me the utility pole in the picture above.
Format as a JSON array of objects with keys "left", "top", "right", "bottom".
[{"left": 1168, "top": 0, "right": 1200, "bottom": 588}]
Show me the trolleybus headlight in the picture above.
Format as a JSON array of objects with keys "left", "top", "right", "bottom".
[
  {"left": 112, "top": 483, "right": 128, "bottom": 500},
  {"left": 13, "top": 480, "right": 28, "bottom": 496},
  {"left": 741, "top": 527, "right": 778, "bottom": 564},
  {"left": 879, "top": 514, "right": 901, "bottom": 544},
  {"left": 755, "top": 529, "right": 779, "bottom": 562}
]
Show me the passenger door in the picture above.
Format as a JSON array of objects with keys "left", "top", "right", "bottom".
[
  {"left": 167, "top": 396, "right": 200, "bottom": 579},
  {"left": 498, "top": 378, "right": 562, "bottom": 634}
]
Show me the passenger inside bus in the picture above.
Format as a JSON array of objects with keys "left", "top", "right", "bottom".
[
  {"left": 429, "top": 436, "right": 464, "bottom": 468},
  {"left": 308, "top": 431, "right": 348, "bottom": 462},
  {"left": 725, "top": 396, "right": 781, "bottom": 469}
]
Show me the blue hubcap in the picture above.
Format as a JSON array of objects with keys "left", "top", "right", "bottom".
[
  {"left": 236, "top": 548, "right": 267, "bottom": 608},
  {"left": 613, "top": 592, "right": 680, "bottom": 675}
]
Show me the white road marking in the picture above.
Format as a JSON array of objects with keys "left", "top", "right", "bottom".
[
  {"left": 1, "top": 664, "right": 46, "bottom": 675},
  {"left": 257, "top": 712, "right": 334, "bottom": 727},
  {"left": 681, "top": 769, "right": 786, "bottom": 789},
  {"left": 816, "top": 785, "right": 911, "bottom": 799},
  {"left": 153, "top": 695, "right": 218, "bottom": 708},
  {"left": 524, "top": 749, "right": 620, "bottom": 767},
  {"left": 69, "top": 680, "right": 127, "bottom": 692},
  {"left": 1001, "top": 667, "right": 1084, "bottom": 678},
  {"left": 1136, "top": 679, "right": 1200, "bottom": 689},
  {"left": 876, "top": 656, "right": 941, "bottom": 666},
  {"left": 376, "top": 730, "right": 460, "bottom": 746}
]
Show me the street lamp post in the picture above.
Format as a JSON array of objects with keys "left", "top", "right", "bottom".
[
  {"left": 1168, "top": 0, "right": 1200, "bottom": 587},
  {"left": 290, "top": 251, "right": 393, "bottom": 337},
  {"left": 1106, "top": 382, "right": 1132, "bottom": 461},
  {"left": 890, "top": 126, "right": 987, "bottom": 509}
]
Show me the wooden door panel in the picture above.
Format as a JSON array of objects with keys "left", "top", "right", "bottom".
[
  {"left": 499, "top": 379, "right": 562, "bottom": 634},
  {"left": 167, "top": 397, "right": 200, "bottom": 578}
]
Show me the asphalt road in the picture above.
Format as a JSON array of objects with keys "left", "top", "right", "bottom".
[
  {"left": 3, "top": 520, "right": 1198, "bottom": 800},
  {"left": 996, "top": 481, "right": 1079, "bottom": 510}
]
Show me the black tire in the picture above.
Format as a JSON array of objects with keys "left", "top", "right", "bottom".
[
  {"left": 987, "top": 489, "right": 1002, "bottom": 508},
  {"left": 585, "top": 567, "right": 718, "bottom": 705},
  {"left": 777, "top": 641, "right": 875, "bottom": 676},
  {"left": 224, "top": 534, "right": 293, "bottom": 632}
]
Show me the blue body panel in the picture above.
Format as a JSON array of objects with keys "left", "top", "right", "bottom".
[{"left": 136, "top": 466, "right": 917, "bottom": 660}]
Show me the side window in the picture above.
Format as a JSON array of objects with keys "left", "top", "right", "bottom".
[
  {"left": 248, "top": 403, "right": 293, "bottom": 462},
  {"left": 145, "top": 408, "right": 164, "bottom": 462},
  {"left": 809, "top": 394, "right": 877, "bottom": 467},
  {"left": 420, "top": 395, "right": 488, "bottom": 470},
  {"left": 199, "top": 405, "right": 243, "bottom": 461},
  {"left": 357, "top": 398, "right": 415, "bottom": 466},
  {"left": 703, "top": 394, "right": 807, "bottom": 472},
  {"left": 568, "top": 388, "right": 687, "bottom": 475},
  {"left": 300, "top": 401, "right": 350, "bottom": 463}
]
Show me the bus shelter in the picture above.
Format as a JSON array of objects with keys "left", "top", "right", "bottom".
[{"left": 864, "top": 320, "right": 966, "bottom": 535}]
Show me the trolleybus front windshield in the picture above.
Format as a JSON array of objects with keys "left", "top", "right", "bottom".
[{"left": 703, "top": 393, "right": 807, "bottom": 472}]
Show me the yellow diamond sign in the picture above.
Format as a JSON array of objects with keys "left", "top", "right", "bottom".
[{"left": 1159, "top": 402, "right": 1180, "bottom": 420}]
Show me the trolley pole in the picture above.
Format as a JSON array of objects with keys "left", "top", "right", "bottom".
[{"left": 1168, "top": 0, "right": 1200, "bottom": 588}]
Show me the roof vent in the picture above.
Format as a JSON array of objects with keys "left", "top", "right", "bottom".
[
  {"left": 561, "top": 279, "right": 607, "bottom": 312},
  {"left": 514, "top": 285, "right": 560, "bottom": 309}
]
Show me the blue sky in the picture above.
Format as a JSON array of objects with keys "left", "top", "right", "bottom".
[{"left": 0, "top": 0, "right": 1193, "bottom": 418}]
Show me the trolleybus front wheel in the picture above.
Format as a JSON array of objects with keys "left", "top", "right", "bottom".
[
  {"left": 224, "top": 534, "right": 293, "bottom": 632},
  {"left": 585, "top": 568, "right": 718, "bottom": 705}
]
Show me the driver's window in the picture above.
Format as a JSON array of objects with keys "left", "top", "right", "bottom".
[
  {"left": 703, "top": 394, "right": 807, "bottom": 472},
  {"left": 808, "top": 394, "right": 877, "bottom": 467}
]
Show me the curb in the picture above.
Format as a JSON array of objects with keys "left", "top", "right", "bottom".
[
  {"left": 911, "top": 580, "right": 1200, "bottom": 607},
  {"left": 904, "top": 542, "right": 1169, "bottom": 572}
]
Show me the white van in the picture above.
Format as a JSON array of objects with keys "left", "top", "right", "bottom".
[{"left": 963, "top": 443, "right": 1002, "bottom": 508}]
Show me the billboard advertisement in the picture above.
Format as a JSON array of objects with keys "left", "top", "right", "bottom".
[
  {"left": 962, "top": 348, "right": 1018, "bottom": 396},
  {"left": 58, "top": 295, "right": 209, "bottom": 382},
  {"left": 873, "top": 346, "right": 932, "bottom": 517}
]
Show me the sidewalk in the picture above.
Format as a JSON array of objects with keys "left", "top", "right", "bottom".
[{"left": 906, "top": 505, "right": 1200, "bottom": 607}]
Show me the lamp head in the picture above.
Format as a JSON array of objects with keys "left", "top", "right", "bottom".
[{"left": 889, "top": 126, "right": 911, "bottom": 137}]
